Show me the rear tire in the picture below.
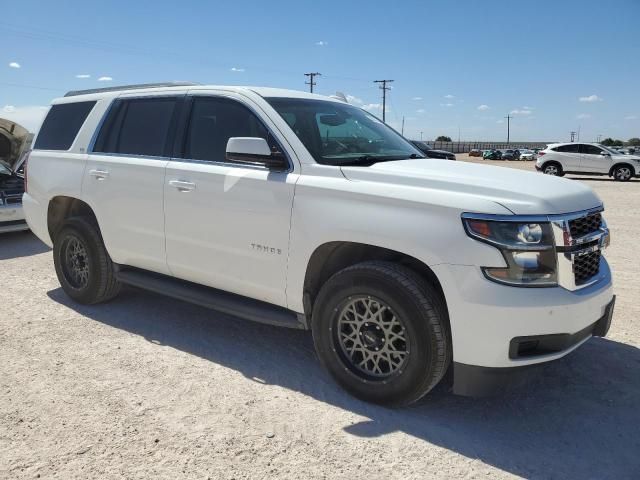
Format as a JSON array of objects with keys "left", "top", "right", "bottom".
[
  {"left": 311, "top": 261, "right": 451, "bottom": 407},
  {"left": 613, "top": 165, "right": 633, "bottom": 182},
  {"left": 543, "top": 162, "right": 564, "bottom": 176},
  {"left": 53, "top": 217, "right": 121, "bottom": 304}
]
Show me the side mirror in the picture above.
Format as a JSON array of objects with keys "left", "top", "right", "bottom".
[
  {"left": 600, "top": 152, "right": 611, "bottom": 156},
  {"left": 225, "top": 137, "right": 288, "bottom": 171}
]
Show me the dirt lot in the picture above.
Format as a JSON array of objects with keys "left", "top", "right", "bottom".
[{"left": 1, "top": 159, "right": 639, "bottom": 480}]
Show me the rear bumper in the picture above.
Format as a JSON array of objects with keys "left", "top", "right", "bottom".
[
  {"left": 22, "top": 193, "right": 51, "bottom": 246},
  {"left": 0, "top": 204, "right": 29, "bottom": 233},
  {"left": 453, "top": 295, "right": 615, "bottom": 396}
]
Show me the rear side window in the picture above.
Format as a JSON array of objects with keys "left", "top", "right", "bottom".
[
  {"left": 93, "top": 97, "right": 179, "bottom": 157},
  {"left": 34, "top": 101, "right": 96, "bottom": 150},
  {"left": 552, "top": 144, "right": 580, "bottom": 153}
]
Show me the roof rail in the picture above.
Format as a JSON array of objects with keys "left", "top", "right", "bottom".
[{"left": 64, "top": 82, "right": 200, "bottom": 97}]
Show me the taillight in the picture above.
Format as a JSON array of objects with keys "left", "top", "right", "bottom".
[
  {"left": 537, "top": 151, "right": 546, "bottom": 156},
  {"left": 22, "top": 150, "right": 31, "bottom": 193}
]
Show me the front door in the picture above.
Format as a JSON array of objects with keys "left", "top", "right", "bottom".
[
  {"left": 579, "top": 144, "right": 612, "bottom": 174},
  {"left": 163, "top": 94, "right": 298, "bottom": 307}
]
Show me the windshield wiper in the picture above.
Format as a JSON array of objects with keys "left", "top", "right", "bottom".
[{"left": 339, "top": 153, "right": 426, "bottom": 167}]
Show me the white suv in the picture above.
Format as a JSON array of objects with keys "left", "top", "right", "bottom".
[
  {"left": 537, "top": 142, "right": 640, "bottom": 181},
  {"left": 23, "top": 83, "right": 615, "bottom": 405}
]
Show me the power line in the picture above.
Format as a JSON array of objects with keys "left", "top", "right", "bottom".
[
  {"left": 304, "top": 72, "right": 321, "bottom": 93},
  {"left": 374, "top": 79, "right": 393, "bottom": 123}
]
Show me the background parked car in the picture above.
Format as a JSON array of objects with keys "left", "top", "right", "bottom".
[
  {"left": 519, "top": 149, "right": 536, "bottom": 161},
  {"left": 468, "top": 149, "right": 482, "bottom": 157},
  {"left": 411, "top": 141, "right": 456, "bottom": 160},
  {"left": 500, "top": 149, "right": 517, "bottom": 160},
  {"left": 483, "top": 149, "right": 502, "bottom": 160}
]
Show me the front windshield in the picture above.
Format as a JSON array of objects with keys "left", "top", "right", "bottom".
[{"left": 266, "top": 98, "right": 425, "bottom": 165}]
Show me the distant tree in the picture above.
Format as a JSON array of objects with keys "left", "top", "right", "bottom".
[
  {"left": 627, "top": 137, "right": 640, "bottom": 146},
  {"left": 601, "top": 138, "right": 616, "bottom": 146},
  {"left": 435, "top": 135, "right": 452, "bottom": 142},
  {"left": 613, "top": 139, "right": 624, "bottom": 146}
]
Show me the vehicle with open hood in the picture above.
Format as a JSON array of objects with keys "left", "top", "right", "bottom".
[{"left": 0, "top": 119, "right": 30, "bottom": 233}]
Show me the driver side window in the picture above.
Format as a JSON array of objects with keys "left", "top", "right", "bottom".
[
  {"left": 315, "top": 113, "right": 383, "bottom": 157},
  {"left": 580, "top": 144, "right": 603, "bottom": 155}
]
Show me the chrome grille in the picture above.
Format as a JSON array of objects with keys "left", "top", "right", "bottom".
[
  {"left": 569, "top": 212, "right": 602, "bottom": 238},
  {"left": 574, "top": 250, "right": 601, "bottom": 285}
]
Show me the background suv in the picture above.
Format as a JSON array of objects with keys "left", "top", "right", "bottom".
[{"left": 537, "top": 142, "right": 640, "bottom": 181}]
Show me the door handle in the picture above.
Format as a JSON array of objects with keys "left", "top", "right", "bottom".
[
  {"left": 169, "top": 180, "right": 196, "bottom": 192},
  {"left": 89, "top": 169, "right": 109, "bottom": 180}
]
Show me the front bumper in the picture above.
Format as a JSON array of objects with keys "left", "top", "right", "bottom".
[
  {"left": 0, "top": 203, "right": 29, "bottom": 233},
  {"left": 432, "top": 257, "right": 613, "bottom": 361},
  {"left": 452, "top": 296, "right": 615, "bottom": 396}
]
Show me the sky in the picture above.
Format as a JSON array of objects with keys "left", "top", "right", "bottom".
[{"left": 1, "top": 0, "right": 639, "bottom": 142}]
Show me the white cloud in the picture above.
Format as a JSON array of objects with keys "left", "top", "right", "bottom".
[
  {"left": 346, "top": 95, "right": 363, "bottom": 105},
  {"left": 416, "top": 109, "right": 425, "bottom": 114},
  {"left": 576, "top": 113, "right": 592, "bottom": 119},
  {"left": 440, "top": 103, "right": 454, "bottom": 107},
  {"left": 75, "top": 74, "right": 91, "bottom": 79},
  {"left": 97, "top": 76, "right": 113, "bottom": 82},
  {"left": 361, "top": 103, "right": 383, "bottom": 111},
  {"left": 522, "top": 106, "right": 533, "bottom": 110},
  {"left": 624, "top": 115, "right": 638, "bottom": 120},
  {"left": 579, "top": 94, "right": 602, "bottom": 102},
  {"left": 412, "top": 96, "right": 423, "bottom": 101},
  {"left": 1, "top": 105, "right": 49, "bottom": 132},
  {"left": 444, "top": 94, "right": 455, "bottom": 99},
  {"left": 510, "top": 109, "right": 532, "bottom": 115},
  {"left": 8, "top": 62, "right": 21, "bottom": 69},
  {"left": 230, "top": 67, "right": 245, "bottom": 72},
  {"left": 315, "top": 41, "right": 328, "bottom": 46},
  {"left": 477, "top": 104, "right": 490, "bottom": 111},
  {"left": 497, "top": 119, "right": 504, "bottom": 124}
]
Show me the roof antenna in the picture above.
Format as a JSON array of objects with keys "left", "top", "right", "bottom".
[{"left": 330, "top": 92, "right": 348, "bottom": 103}]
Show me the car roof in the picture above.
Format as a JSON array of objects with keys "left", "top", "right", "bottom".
[{"left": 53, "top": 83, "right": 340, "bottom": 105}]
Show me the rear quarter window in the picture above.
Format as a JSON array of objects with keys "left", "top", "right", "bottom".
[{"left": 33, "top": 101, "right": 96, "bottom": 150}]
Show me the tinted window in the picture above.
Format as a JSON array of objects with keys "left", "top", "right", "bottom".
[
  {"left": 184, "top": 97, "right": 277, "bottom": 162},
  {"left": 580, "top": 144, "right": 604, "bottom": 155},
  {"left": 553, "top": 144, "right": 580, "bottom": 153},
  {"left": 34, "top": 101, "right": 96, "bottom": 150},
  {"left": 93, "top": 97, "right": 178, "bottom": 156}
]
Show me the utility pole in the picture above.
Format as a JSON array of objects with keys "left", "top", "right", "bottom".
[
  {"left": 304, "top": 72, "right": 321, "bottom": 93},
  {"left": 570, "top": 131, "right": 577, "bottom": 142},
  {"left": 374, "top": 79, "right": 394, "bottom": 123},
  {"left": 597, "top": 134, "right": 602, "bottom": 142},
  {"left": 504, "top": 115, "right": 512, "bottom": 145},
  {"left": 420, "top": 131, "right": 424, "bottom": 140},
  {"left": 401, "top": 116, "right": 405, "bottom": 136}
]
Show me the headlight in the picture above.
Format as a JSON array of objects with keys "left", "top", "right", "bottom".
[{"left": 462, "top": 215, "right": 557, "bottom": 287}]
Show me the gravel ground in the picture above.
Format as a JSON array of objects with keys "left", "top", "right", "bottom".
[{"left": 1, "top": 159, "right": 639, "bottom": 479}]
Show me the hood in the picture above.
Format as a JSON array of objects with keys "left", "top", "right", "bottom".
[{"left": 341, "top": 159, "right": 602, "bottom": 215}]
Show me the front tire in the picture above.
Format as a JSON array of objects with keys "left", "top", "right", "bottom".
[
  {"left": 613, "top": 165, "right": 633, "bottom": 182},
  {"left": 53, "top": 217, "right": 121, "bottom": 304},
  {"left": 311, "top": 261, "right": 450, "bottom": 407}
]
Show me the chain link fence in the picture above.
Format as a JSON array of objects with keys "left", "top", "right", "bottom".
[{"left": 414, "top": 141, "right": 551, "bottom": 154}]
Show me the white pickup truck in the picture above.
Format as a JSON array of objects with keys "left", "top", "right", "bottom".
[{"left": 23, "top": 83, "right": 615, "bottom": 406}]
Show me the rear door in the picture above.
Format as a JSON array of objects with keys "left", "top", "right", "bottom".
[
  {"left": 84, "top": 93, "right": 183, "bottom": 274},
  {"left": 579, "top": 144, "right": 612, "bottom": 174},
  {"left": 163, "top": 92, "right": 298, "bottom": 306},
  {"left": 551, "top": 143, "right": 581, "bottom": 170}
]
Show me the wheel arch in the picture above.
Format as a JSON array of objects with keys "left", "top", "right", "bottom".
[
  {"left": 609, "top": 162, "right": 635, "bottom": 177},
  {"left": 47, "top": 196, "right": 98, "bottom": 241},
  {"left": 302, "top": 241, "right": 449, "bottom": 326}
]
